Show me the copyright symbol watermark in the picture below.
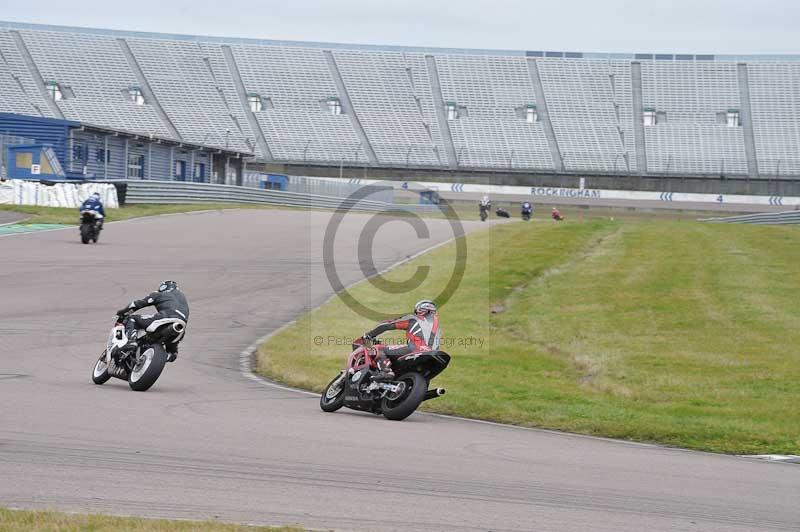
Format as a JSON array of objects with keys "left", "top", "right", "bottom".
[
  {"left": 322, "top": 184, "right": 467, "bottom": 321},
  {"left": 313, "top": 336, "right": 324, "bottom": 346}
]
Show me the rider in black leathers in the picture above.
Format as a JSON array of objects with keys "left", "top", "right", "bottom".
[{"left": 116, "top": 280, "right": 189, "bottom": 362}]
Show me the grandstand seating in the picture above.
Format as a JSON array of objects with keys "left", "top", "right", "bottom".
[
  {"left": 199, "top": 43, "right": 263, "bottom": 157},
  {"left": 537, "top": 59, "right": 636, "bottom": 172},
  {"left": 334, "top": 50, "right": 446, "bottom": 166},
  {"left": 640, "top": 60, "right": 747, "bottom": 174},
  {"left": 747, "top": 62, "right": 800, "bottom": 176},
  {"left": 19, "top": 29, "right": 173, "bottom": 137},
  {"left": 1, "top": 21, "right": 799, "bottom": 177},
  {"left": 125, "top": 38, "right": 249, "bottom": 152},
  {"left": 0, "top": 30, "right": 54, "bottom": 117},
  {"left": 436, "top": 54, "right": 553, "bottom": 169},
  {"left": 232, "top": 43, "right": 367, "bottom": 163}
]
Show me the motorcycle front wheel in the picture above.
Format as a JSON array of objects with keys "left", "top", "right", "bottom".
[
  {"left": 320, "top": 373, "right": 346, "bottom": 412},
  {"left": 92, "top": 351, "right": 111, "bottom": 384}
]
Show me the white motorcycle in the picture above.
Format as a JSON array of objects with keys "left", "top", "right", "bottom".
[{"left": 91, "top": 311, "right": 185, "bottom": 391}]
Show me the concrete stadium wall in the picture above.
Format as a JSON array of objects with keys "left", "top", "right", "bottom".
[
  {"left": 315, "top": 175, "right": 800, "bottom": 213},
  {"left": 262, "top": 163, "right": 800, "bottom": 197}
]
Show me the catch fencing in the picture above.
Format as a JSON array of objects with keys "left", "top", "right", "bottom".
[
  {"left": 110, "top": 180, "right": 432, "bottom": 213},
  {"left": 700, "top": 210, "right": 800, "bottom": 225}
]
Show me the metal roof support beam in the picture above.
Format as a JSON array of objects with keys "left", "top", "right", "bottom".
[
  {"left": 425, "top": 55, "right": 458, "bottom": 169},
  {"left": 737, "top": 63, "right": 759, "bottom": 177},
  {"left": 221, "top": 44, "right": 273, "bottom": 161},
  {"left": 630, "top": 62, "right": 649, "bottom": 174},
  {"left": 116, "top": 37, "right": 183, "bottom": 142},
  {"left": 10, "top": 30, "right": 64, "bottom": 119},
  {"left": 323, "top": 50, "right": 378, "bottom": 165},
  {"left": 526, "top": 58, "right": 564, "bottom": 172}
]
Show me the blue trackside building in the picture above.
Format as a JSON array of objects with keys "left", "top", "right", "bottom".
[{"left": 0, "top": 113, "right": 246, "bottom": 183}]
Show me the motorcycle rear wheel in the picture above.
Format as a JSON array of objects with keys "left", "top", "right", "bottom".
[
  {"left": 320, "top": 373, "right": 346, "bottom": 412},
  {"left": 80, "top": 224, "right": 91, "bottom": 244},
  {"left": 128, "top": 346, "right": 167, "bottom": 391},
  {"left": 382, "top": 372, "right": 427, "bottom": 421}
]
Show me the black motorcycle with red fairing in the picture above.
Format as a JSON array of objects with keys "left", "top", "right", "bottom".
[{"left": 320, "top": 337, "right": 450, "bottom": 420}]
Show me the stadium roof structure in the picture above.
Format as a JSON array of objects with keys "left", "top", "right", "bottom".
[{"left": 1, "top": 20, "right": 799, "bottom": 62}]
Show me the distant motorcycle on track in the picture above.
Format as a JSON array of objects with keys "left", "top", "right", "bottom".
[
  {"left": 521, "top": 201, "right": 532, "bottom": 221},
  {"left": 92, "top": 310, "right": 185, "bottom": 391},
  {"left": 496, "top": 207, "right": 510, "bottom": 218},
  {"left": 79, "top": 210, "right": 103, "bottom": 244},
  {"left": 479, "top": 203, "right": 490, "bottom": 222},
  {"left": 320, "top": 336, "right": 450, "bottom": 420}
]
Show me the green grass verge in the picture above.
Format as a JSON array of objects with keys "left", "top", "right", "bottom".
[
  {"left": 0, "top": 508, "right": 307, "bottom": 531},
  {"left": 257, "top": 218, "right": 800, "bottom": 454},
  {"left": 0, "top": 203, "right": 280, "bottom": 225}
]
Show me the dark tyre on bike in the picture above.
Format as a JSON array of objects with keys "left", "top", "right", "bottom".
[
  {"left": 92, "top": 351, "right": 111, "bottom": 384},
  {"left": 128, "top": 345, "right": 167, "bottom": 391},
  {"left": 382, "top": 372, "right": 427, "bottom": 421},
  {"left": 320, "top": 373, "right": 346, "bottom": 412},
  {"left": 80, "top": 224, "right": 92, "bottom": 244}
]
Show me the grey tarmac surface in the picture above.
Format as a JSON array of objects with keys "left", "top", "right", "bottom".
[
  {"left": 0, "top": 211, "right": 27, "bottom": 225},
  {"left": 0, "top": 209, "right": 797, "bottom": 532}
]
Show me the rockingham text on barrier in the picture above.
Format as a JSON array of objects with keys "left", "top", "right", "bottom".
[{"left": 530, "top": 187, "right": 602, "bottom": 199}]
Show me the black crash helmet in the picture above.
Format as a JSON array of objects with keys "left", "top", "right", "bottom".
[{"left": 158, "top": 280, "right": 178, "bottom": 292}]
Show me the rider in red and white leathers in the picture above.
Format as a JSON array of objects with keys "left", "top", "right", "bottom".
[{"left": 364, "top": 299, "right": 440, "bottom": 380}]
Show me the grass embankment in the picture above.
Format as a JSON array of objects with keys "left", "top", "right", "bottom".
[
  {"left": 0, "top": 508, "right": 306, "bottom": 531},
  {"left": 257, "top": 218, "right": 800, "bottom": 454},
  {"left": 0, "top": 203, "right": 276, "bottom": 225}
]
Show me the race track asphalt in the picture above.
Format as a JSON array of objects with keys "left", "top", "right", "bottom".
[
  {"left": 0, "top": 209, "right": 797, "bottom": 532},
  {"left": 0, "top": 211, "right": 27, "bottom": 225}
]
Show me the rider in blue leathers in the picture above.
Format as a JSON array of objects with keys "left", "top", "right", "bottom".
[
  {"left": 79, "top": 192, "right": 105, "bottom": 229},
  {"left": 521, "top": 201, "right": 532, "bottom": 220}
]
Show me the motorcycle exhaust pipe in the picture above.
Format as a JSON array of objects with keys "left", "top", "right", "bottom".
[{"left": 423, "top": 388, "right": 446, "bottom": 401}]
